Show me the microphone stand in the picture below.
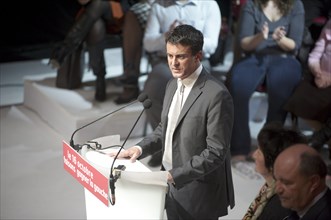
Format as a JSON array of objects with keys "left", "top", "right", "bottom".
[
  {"left": 69, "top": 93, "right": 148, "bottom": 151},
  {"left": 108, "top": 99, "right": 152, "bottom": 205}
]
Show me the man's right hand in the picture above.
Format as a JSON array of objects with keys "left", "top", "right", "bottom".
[{"left": 108, "top": 146, "right": 141, "bottom": 163}]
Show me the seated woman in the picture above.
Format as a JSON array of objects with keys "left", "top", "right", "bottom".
[
  {"left": 49, "top": 0, "right": 152, "bottom": 102},
  {"left": 228, "top": 0, "right": 305, "bottom": 162},
  {"left": 305, "top": 18, "right": 331, "bottom": 151},
  {"left": 243, "top": 122, "right": 307, "bottom": 220},
  {"left": 284, "top": 19, "right": 331, "bottom": 176}
]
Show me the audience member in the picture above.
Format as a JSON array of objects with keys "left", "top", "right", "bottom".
[
  {"left": 243, "top": 122, "right": 307, "bottom": 220},
  {"left": 297, "top": 0, "right": 330, "bottom": 64},
  {"left": 114, "top": 0, "right": 154, "bottom": 104},
  {"left": 230, "top": 0, "right": 248, "bottom": 65},
  {"left": 49, "top": 0, "right": 152, "bottom": 102},
  {"left": 274, "top": 144, "right": 331, "bottom": 220},
  {"left": 308, "top": 19, "right": 331, "bottom": 90},
  {"left": 228, "top": 0, "right": 305, "bottom": 162},
  {"left": 285, "top": 19, "right": 331, "bottom": 147},
  {"left": 112, "top": 25, "right": 234, "bottom": 220},
  {"left": 142, "top": 0, "right": 222, "bottom": 167},
  {"left": 304, "top": 19, "right": 331, "bottom": 154},
  {"left": 302, "top": 0, "right": 331, "bottom": 31},
  {"left": 209, "top": 0, "right": 232, "bottom": 67}
]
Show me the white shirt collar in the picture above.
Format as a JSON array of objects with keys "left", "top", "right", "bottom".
[{"left": 179, "top": 64, "right": 202, "bottom": 88}]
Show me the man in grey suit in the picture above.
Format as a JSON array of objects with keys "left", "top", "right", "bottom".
[{"left": 114, "top": 24, "right": 235, "bottom": 220}]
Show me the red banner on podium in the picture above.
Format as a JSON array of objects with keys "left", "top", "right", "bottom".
[{"left": 62, "top": 141, "right": 109, "bottom": 206}]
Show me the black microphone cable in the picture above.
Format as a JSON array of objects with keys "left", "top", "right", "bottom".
[
  {"left": 69, "top": 93, "right": 148, "bottom": 151},
  {"left": 108, "top": 98, "right": 152, "bottom": 205}
]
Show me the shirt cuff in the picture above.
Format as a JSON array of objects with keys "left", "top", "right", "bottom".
[{"left": 133, "top": 145, "right": 142, "bottom": 157}]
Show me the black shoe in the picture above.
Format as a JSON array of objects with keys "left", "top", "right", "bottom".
[
  {"left": 115, "top": 86, "right": 139, "bottom": 104},
  {"left": 147, "top": 151, "right": 162, "bottom": 167},
  {"left": 95, "top": 77, "right": 106, "bottom": 102}
]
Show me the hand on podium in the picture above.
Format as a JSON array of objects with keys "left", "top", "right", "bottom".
[
  {"left": 167, "top": 172, "right": 175, "bottom": 185},
  {"left": 109, "top": 147, "right": 176, "bottom": 185},
  {"left": 108, "top": 146, "right": 142, "bottom": 163}
]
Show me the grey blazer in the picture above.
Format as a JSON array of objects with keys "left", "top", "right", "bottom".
[{"left": 138, "top": 68, "right": 235, "bottom": 219}]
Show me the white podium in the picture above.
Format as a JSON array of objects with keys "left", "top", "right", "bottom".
[{"left": 80, "top": 135, "right": 168, "bottom": 220}]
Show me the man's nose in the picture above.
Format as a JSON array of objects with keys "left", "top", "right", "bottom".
[
  {"left": 173, "top": 58, "right": 179, "bottom": 66},
  {"left": 275, "top": 181, "right": 283, "bottom": 194}
]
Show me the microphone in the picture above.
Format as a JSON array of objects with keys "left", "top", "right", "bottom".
[
  {"left": 109, "top": 98, "right": 152, "bottom": 205},
  {"left": 69, "top": 93, "right": 148, "bottom": 151}
]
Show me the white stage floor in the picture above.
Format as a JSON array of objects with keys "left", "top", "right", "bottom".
[{"left": 1, "top": 48, "right": 322, "bottom": 219}]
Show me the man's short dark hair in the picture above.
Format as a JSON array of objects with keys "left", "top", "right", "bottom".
[
  {"left": 165, "top": 24, "right": 203, "bottom": 55},
  {"left": 299, "top": 152, "right": 327, "bottom": 178}
]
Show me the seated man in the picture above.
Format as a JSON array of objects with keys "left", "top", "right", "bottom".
[{"left": 274, "top": 144, "right": 331, "bottom": 220}]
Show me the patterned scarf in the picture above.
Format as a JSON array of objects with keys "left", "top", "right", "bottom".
[{"left": 242, "top": 180, "right": 276, "bottom": 220}]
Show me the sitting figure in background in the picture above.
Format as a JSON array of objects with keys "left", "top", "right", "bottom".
[
  {"left": 274, "top": 144, "right": 331, "bottom": 220},
  {"left": 284, "top": 19, "right": 331, "bottom": 154},
  {"left": 49, "top": 0, "right": 152, "bottom": 102},
  {"left": 243, "top": 122, "right": 307, "bottom": 220},
  {"left": 114, "top": 0, "right": 154, "bottom": 104},
  {"left": 306, "top": 19, "right": 331, "bottom": 152},
  {"left": 284, "top": 19, "right": 331, "bottom": 181},
  {"left": 228, "top": 0, "right": 305, "bottom": 162},
  {"left": 297, "top": 0, "right": 331, "bottom": 65},
  {"left": 309, "top": 19, "right": 331, "bottom": 89}
]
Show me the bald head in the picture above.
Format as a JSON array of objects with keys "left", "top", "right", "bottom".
[
  {"left": 275, "top": 144, "right": 326, "bottom": 178},
  {"left": 273, "top": 144, "right": 327, "bottom": 212},
  {"left": 275, "top": 144, "right": 318, "bottom": 169}
]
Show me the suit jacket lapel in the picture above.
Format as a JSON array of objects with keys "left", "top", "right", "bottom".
[
  {"left": 176, "top": 69, "right": 207, "bottom": 125},
  {"left": 162, "top": 79, "right": 178, "bottom": 136},
  {"left": 163, "top": 80, "right": 177, "bottom": 115}
]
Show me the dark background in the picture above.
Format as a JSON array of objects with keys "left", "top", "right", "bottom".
[
  {"left": 0, "top": 0, "right": 232, "bottom": 64},
  {"left": 0, "top": 0, "right": 81, "bottom": 63}
]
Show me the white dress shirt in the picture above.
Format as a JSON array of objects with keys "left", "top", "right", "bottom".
[{"left": 143, "top": 0, "right": 221, "bottom": 58}]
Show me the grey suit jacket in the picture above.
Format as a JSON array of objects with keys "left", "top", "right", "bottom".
[{"left": 138, "top": 68, "right": 235, "bottom": 219}]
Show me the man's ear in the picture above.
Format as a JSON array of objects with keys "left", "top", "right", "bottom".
[
  {"left": 309, "top": 174, "right": 321, "bottom": 193},
  {"left": 195, "top": 51, "right": 203, "bottom": 62}
]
